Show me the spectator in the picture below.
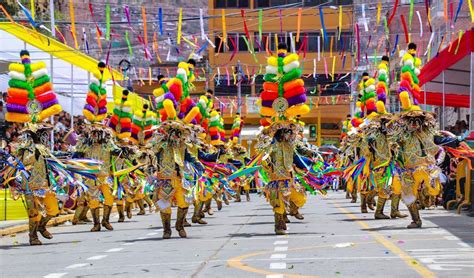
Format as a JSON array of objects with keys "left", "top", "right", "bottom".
[{"left": 0, "top": 101, "right": 6, "bottom": 123}]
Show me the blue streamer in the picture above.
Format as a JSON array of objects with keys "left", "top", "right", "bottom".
[
  {"left": 17, "top": 1, "right": 39, "bottom": 28},
  {"left": 454, "top": 0, "right": 463, "bottom": 23},
  {"left": 319, "top": 6, "right": 328, "bottom": 47},
  {"left": 391, "top": 34, "right": 399, "bottom": 56},
  {"left": 158, "top": 7, "right": 163, "bottom": 36},
  {"left": 196, "top": 40, "right": 209, "bottom": 54}
]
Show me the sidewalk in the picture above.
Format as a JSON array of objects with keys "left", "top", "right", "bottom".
[{"left": 0, "top": 214, "right": 75, "bottom": 236}]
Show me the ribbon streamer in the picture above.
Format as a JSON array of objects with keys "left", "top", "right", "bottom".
[
  {"left": 387, "top": 0, "right": 399, "bottom": 26},
  {"left": 88, "top": 3, "right": 102, "bottom": 37},
  {"left": 69, "top": 0, "right": 78, "bottom": 49},
  {"left": 323, "top": 56, "right": 328, "bottom": 79},
  {"left": 106, "top": 3, "right": 110, "bottom": 40},
  {"left": 296, "top": 8, "right": 302, "bottom": 42},
  {"left": 331, "top": 56, "right": 336, "bottom": 82},
  {"left": 258, "top": 9, "right": 263, "bottom": 44},
  {"left": 400, "top": 15, "right": 409, "bottom": 43},
  {"left": 409, "top": 0, "right": 414, "bottom": 29},
  {"left": 222, "top": 9, "right": 227, "bottom": 44},
  {"left": 17, "top": 1, "right": 38, "bottom": 28},
  {"left": 152, "top": 32, "right": 162, "bottom": 63},
  {"left": 124, "top": 5, "right": 131, "bottom": 27},
  {"left": 361, "top": 4, "right": 368, "bottom": 32},
  {"left": 30, "top": 0, "right": 35, "bottom": 20},
  {"left": 425, "top": 0, "right": 433, "bottom": 32},
  {"left": 416, "top": 11, "right": 423, "bottom": 38},
  {"left": 158, "top": 7, "right": 163, "bottom": 36},
  {"left": 355, "top": 24, "right": 360, "bottom": 65},
  {"left": 454, "top": 30, "right": 464, "bottom": 54},
  {"left": 177, "top": 8, "right": 183, "bottom": 45},
  {"left": 469, "top": 0, "right": 474, "bottom": 22},
  {"left": 338, "top": 6, "right": 342, "bottom": 40},
  {"left": 199, "top": 8, "right": 206, "bottom": 40},
  {"left": 148, "top": 67, "right": 152, "bottom": 86},
  {"left": 454, "top": 0, "right": 463, "bottom": 23},
  {"left": 376, "top": 1, "right": 381, "bottom": 25},
  {"left": 443, "top": 0, "right": 448, "bottom": 23},
  {"left": 391, "top": 34, "right": 399, "bottom": 56},
  {"left": 142, "top": 6, "right": 148, "bottom": 47},
  {"left": 241, "top": 9, "right": 251, "bottom": 43},
  {"left": 317, "top": 36, "right": 321, "bottom": 61},
  {"left": 313, "top": 58, "right": 316, "bottom": 79},
  {"left": 226, "top": 67, "right": 230, "bottom": 86},
  {"left": 424, "top": 31, "right": 435, "bottom": 56},
  {"left": 125, "top": 31, "right": 133, "bottom": 58},
  {"left": 319, "top": 6, "right": 328, "bottom": 44}
]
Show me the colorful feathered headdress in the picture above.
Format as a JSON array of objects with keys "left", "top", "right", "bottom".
[
  {"left": 208, "top": 109, "right": 225, "bottom": 145},
  {"left": 6, "top": 50, "right": 62, "bottom": 123},
  {"left": 108, "top": 90, "right": 133, "bottom": 140},
  {"left": 259, "top": 44, "right": 309, "bottom": 125},
  {"left": 83, "top": 62, "right": 108, "bottom": 123},
  {"left": 398, "top": 43, "right": 422, "bottom": 111},
  {"left": 375, "top": 56, "right": 389, "bottom": 114},
  {"left": 230, "top": 113, "right": 243, "bottom": 144},
  {"left": 131, "top": 103, "right": 157, "bottom": 145}
]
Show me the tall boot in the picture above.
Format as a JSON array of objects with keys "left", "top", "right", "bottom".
[
  {"left": 117, "top": 204, "right": 125, "bottom": 222},
  {"left": 374, "top": 197, "right": 390, "bottom": 219},
  {"left": 350, "top": 188, "right": 358, "bottom": 203},
  {"left": 176, "top": 207, "right": 188, "bottom": 238},
  {"left": 79, "top": 206, "right": 91, "bottom": 222},
  {"left": 274, "top": 213, "right": 287, "bottom": 235},
  {"left": 137, "top": 199, "right": 146, "bottom": 215},
  {"left": 346, "top": 190, "right": 351, "bottom": 199},
  {"left": 101, "top": 205, "right": 114, "bottom": 230},
  {"left": 289, "top": 201, "right": 304, "bottom": 220},
  {"left": 90, "top": 208, "right": 101, "bottom": 232},
  {"left": 214, "top": 194, "right": 223, "bottom": 211},
  {"left": 125, "top": 201, "right": 133, "bottom": 219},
  {"left": 38, "top": 215, "right": 53, "bottom": 239},
  {"left": 72, "top": 205, "right": 84, "bottom": 225},
  {"left": 367, "top": 192, "right": 376, "bottom": 211},
  {"left": 160, "top": 212, "right": 172, "bottom": 239},
  {"left": 360, "top": 193, "right": 368, "bottom": 213},
  {"left": 245, "top": 190, "right": 250, "bottom": 202},
  {"left": 192, "top": 202, "right": 207, "bottom": 225},
  {"left": 235, "top": 187, "right": 241, "bottom": 202},
  {"left": 407, "top": 203, "right": 422, "bottom": 228},
  {"left": 144, "top": 196, "right": 154, "bottom": 213},
  {"left": 203, "top": 199, "right": 214, "bottom": 215},
  {"left": 283, "top": 211, "right": 290, "bottom": 224},
  {"left": 390, "top": 194, "right": 408, "bottom": 219},
  {"left": 28, "top": 219, "right": 42, "bottom": 245}
]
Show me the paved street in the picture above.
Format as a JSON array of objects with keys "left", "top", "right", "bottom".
[{"left": 1, "top": 192, "right": 473, "bottom": 278}]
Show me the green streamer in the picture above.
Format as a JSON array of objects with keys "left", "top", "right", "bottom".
[
  {"left": 258, "top": 9, "right": 263, "bottom": 43},
  {"left": 241, "top": 35, "right": 257, "bottom": 63},
  {"left": 125, "top": 31, "right": 133, "bottom": 58},
  {"left": 409, "top": 0, "right": 414, "bottom": 29},
  {"left": 106, "top": 3, "right": 110, "bottom": 41},
  {"left": 383, "top": 17, "right": 389, "bottom": 38}
]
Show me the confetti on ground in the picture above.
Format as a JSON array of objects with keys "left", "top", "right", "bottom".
[{"left": 334, "top": 242, "right": 355, "bottom": 248}]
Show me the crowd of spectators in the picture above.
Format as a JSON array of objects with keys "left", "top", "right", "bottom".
[{"left": 446, "top": 120, "right": 469, "bottom": 136}]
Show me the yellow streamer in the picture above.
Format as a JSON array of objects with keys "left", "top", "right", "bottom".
[
  {"left": 329, "top": 36, "right": 333, "bottom": 57},
  {"left": 142, "top": 6, "right": 148, "bottom": 46},
  {"left": 376, "top": 1, "right": 381, "bottom": 25},
  {"left": 274, "top": 33, "right": 278, "bottom": 51},
  {"left": 177, "top": 8, "right": 183, "bottom": 45},
  {"left": 296, "top": 8, "right": 302, "bottom": 42},
  {"left": 182, "top": 36, "right": 197, "bottom": 47},
  {"left": 469, "top": 0, "right": 474, "bottom": 22},
  {"left": 148, "top": 67, "right": 152, "bottom": 86},
  {"left": 221, "top": 9, "right": 227, "bottom": 44},
  {"left": 338, "top": 6, "right": 342, "bottom": 40},
  {"left": 30, "top": 0, "right": 35, "bottom": 20},
  {"left": 331, "top": 56, "right": 336, "bottom": 82},
  {"left": 69, "top": 0, "right": 78, "bottom": 49},
  {"left": 454, "top": 30, "right": 464, "bottom": 54}
]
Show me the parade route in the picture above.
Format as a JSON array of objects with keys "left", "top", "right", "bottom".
[{"left": 1, "top": 192, "right": 472, "bottom": 278}]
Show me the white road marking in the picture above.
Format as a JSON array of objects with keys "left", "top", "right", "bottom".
[
  {"left": 274, "top": 246, "right": 288, "bottom": 252},
  {"left": 122, "top": 242, "right": 135, "bottom": 246},
  {"left": 269, "top": 262, "right": 287, "bottom": 269},
  {"left": 334, "top": 242, "right": 355, "bottom": 248},
  {"left": 273, "top": 241, "right": 288, "bottom": 245},
  {"left": 43, "top": 273, "right": 68, "bottom": 278},
  {"left": 266, "top": 275, "right": 284, "bottom": 278},
  {"left": 66, "top": 263, "right": 89, "bottom": 269},
  {"left": 444, "top": 235, "right": 459, "bottom": 241},
  {"left": 105, "top": 248, "right": 123, "bottom": 253},
  {"left": 86, "top": 255, "right": 108, "bottom": 260},
  {"left": 136, "top": 237, "right": 147, "bottom": 240},
  {"left": 147, "top": 232, "right": 158, "bottom": 236},
  {"left": 270, "top": 253, "right": 287, "bottom": 259},
  {"left": 458, "top": 242, "right": 470, "bottom": 248}
]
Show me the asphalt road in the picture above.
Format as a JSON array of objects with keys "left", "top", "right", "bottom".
[{"left": 1, "top": 192, "right": 473, "bottom": 278}]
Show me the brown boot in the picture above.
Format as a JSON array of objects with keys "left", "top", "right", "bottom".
[
  {"left": 101, "top": 205, "right": 114, "bottom": 230},
  {"left": 407, "top": 203, "right": 422, "bottom": 228},
  {"left": 235, "top": 189, "right": 241, "bottom": 202},
  {"left": 367, "top": 192, "right": 376, "bottom": 211},
  {"left": 204, "top": 199, "right": 213, "bottom": 215},
  {"left": 192, "top": 202, "right": 207, "bottom": 225},
  {"left": 90, "top": 208, "right": 101, "bottom": 232},
  {"left": 216, "top": 200, "right": 223, "bottom": 211},
  {"left": 137, "top": 199, "right": 146, "bottom": 215},
  {"left": 283, "top": 212, "right": 290, "bottom": 224},
  {"left": 390, "top": 194, "right": 408, "bottom": 219},
  {"left": 245, "top": 190, "right": 250, "bottom": 202},
  {"left": 176, "top": 207, "right": 188, "bottom": 238},
  {"left": 289, "top": 201, "right": 304, "bottom": 220},
  {"left": 350, "top": 188, "right": 358, "bottom": 203},
  {"left": 38, "top": 215, "right": 53, "bottom": 239},
  {"left": 125, "top": 201, "right": 133, "bottom": 219},
  {"left": 183, "top": 218, "right": 191, "bottom": 227},
  {"left": 160, "top": 212, "right": 172, "bottom": 239},
  {"left": 72, "top": 205, "right": 84, "bottom": 225},
  {"left": 117, "top": 204, "right": 125, "bottom": 222},
  {"left": 144, "top": 196, "right": 154, "bottom": 213},
  {"left": 79, "top": 206, "right": 92, "bottom": 223},
  {"left": 374, "top": 197, "right": 390, "bottom": 219},
  {"left": 360, "top": 193, "right": 368, "bottom": 213},
  {"left": 274, "top": 213, "right": 287, "bottom": 235},
  {"left": 28, "top": 219, "right": 42, "bottom": 246}
]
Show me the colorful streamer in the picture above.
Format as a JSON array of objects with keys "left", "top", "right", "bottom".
[
  {"left": 158, "top": 7, "right": 163, "bottom": 36},
  {"left": 454, "top": 30, "right": 464, "bottom": 55},
  {"left": 199, "top": 8, "right": 206, "bottom": 40},
  {"left": 425, "top": 0, "right": 433, "bottom": 32},
  {"left": 106, "top": 3, "right": 110, "bottom": 40},
  {"left": 409, "top": 0, "right": 414, "bottom": 28},
  {"left": 454, "top": 0, "right": 463, "bottom": 23},
  {"left": 355, "top": 23, "right": 360, "bottom": 65},
  {"left": 258, "top": 9, "right": 263, "bottom": 44},
  {"left": 221, "top": 9, "right": 227, "bottom": 44},
  {"left": 30, "top": 0, "right": 35, "bottom": 20},
  {"left": 331, "top": 56, "right": 336, "bottom": 82},
  {"left": 416, "top": 11, "right": 423, "bottom": 38},
  {"left": 319, "top": 6, "right": 328, "bottom": 44},
  {"left": 391, "top": 34, "right": 399, "bottom": 56},
  {"left": 296, "top": 8, "right": 302, "bottom": 42},
  {"left": 387, "top": 0, "right": 399, "bottom": 26},
  {"left": 69, "top": 0, "right": 78, "bottom": 49},
  {"left": 124, "top": 5, "right": 131, "bottom": 27},
  {"left": 376, "top": 1, "right": 381, "bottom": 25},
  {"left": 469, "top": 0, "right": 474, "bottom": 22},
  {"left": 400, "top": 15, "right": 409, "bottom": 43},
  {"left": 142, "top": 6, "right": 148, "bottom": 47},
  {"left": 125, "top": 31, "right": 133, "bottom": 57},
  {"left": 338, "top": 6, "right": 342, "bottom": 40},
  {"left": 177, "top": 8, "right": 183, "bottom": 45}
]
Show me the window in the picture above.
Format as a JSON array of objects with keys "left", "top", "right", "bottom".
[
  {"left": 238, "top": 35, "right": 248, "bottom": 52},
  {"left": 214, "top": 33, "right": 238, "bottom": 53},
  {"left": 215, "top": 0, "right": 249, "bottom": 8},
  {"left": 255, "top": 0, "right": 270, "bottom": 7},
  {"left": 214, "top": 78, "right": 252, "bottom": 96},
  {"left": 256, "top": 0, "right": 303, "bottom": 7}
]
